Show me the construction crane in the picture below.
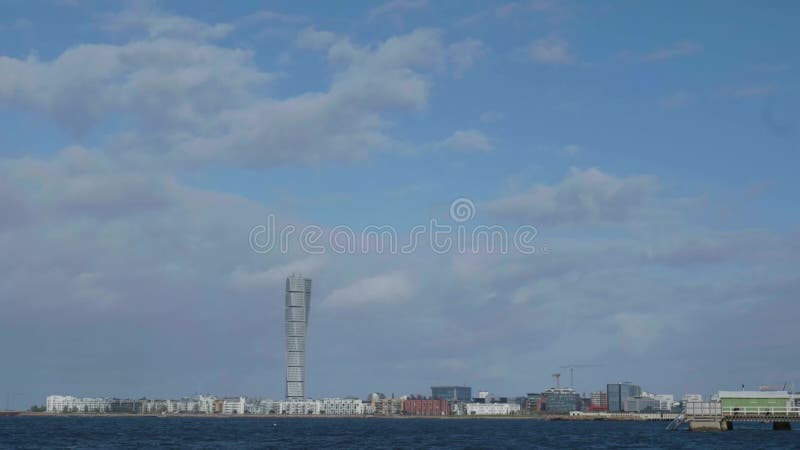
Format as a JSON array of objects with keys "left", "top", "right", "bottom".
[
  {"left": 559, "top": 364, "right": 604, "bottom": 391},
  {"left": 552, "top": 373, "right": 561, "bottom": 390}
]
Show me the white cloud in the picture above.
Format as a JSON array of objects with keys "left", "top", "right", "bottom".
[
  {"left": 231, "top": 257, "right": 328, "bottom": 292},
  {"left": 242, "top": 10, "right": 307, "bottom": 25},
  {"left": 369, "top": 0, "right": 428, "bottom": 20},
  {"left": 323, "top": 271, "right": 416, "bottom": 308},
  {"left": 0, "top": 25, "right": 459, "bottom": 169},
  {"left": 103, "top": 7, "right": 234, "bottom": 41},
  {"left": 0, "top": 146, "right": 176, "bottom": 218},
  {"left": 295, "top": 27, "right": 338, "bottom": 50},
  {"left": 524, "top": 37, "right": 573, "bottom": 64},
  {"left": 448, "top": 38, "right": 487, "bottom": 77},
  {"left": 438, "top": 129, "right": 492, "bottom": 152},
  {"left": 486, "top": 167, "right": 658, "bottom": 225},
  {"left": 641, "top": 41, "right": 701, "bottom": 62}
]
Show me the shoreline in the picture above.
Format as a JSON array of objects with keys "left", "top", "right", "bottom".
[{"left": 13, "top": 412, "right": 673, "bottom": 421}]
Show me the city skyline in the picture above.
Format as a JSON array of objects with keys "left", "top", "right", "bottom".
[{"left": 1, "top": 0, "right": 799, "bottom": 410}]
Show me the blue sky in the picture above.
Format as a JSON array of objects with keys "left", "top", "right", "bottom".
[{"left": 0, "top": 0, "right": 799, "bottom": 408}]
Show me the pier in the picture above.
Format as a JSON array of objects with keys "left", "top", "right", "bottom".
[{"left": 667, "top": 401, "right": 800, "bottom": 431}]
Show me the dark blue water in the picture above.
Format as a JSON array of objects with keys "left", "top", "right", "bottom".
[{"left": 2, "top": 417, "right": 799, "bottom": 449}]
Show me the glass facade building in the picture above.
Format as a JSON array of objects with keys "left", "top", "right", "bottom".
[
  {"left": 542, "top": 388, "right": 580, "bottom": 413},
  {"left": 286, "top": 275, "right": 312, "bottom": 400},
  {"left": 607, "top": 382, "right": 642, "bottom": 412},
  {"left": 431, "top": 386, "right": 472, "bottom": 402}
]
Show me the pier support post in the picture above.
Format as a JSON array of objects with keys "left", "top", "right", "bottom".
[
  {"left": 724, "top": 421, "right": 733, "bottom": 431},
  {"left": 689, "top": 420, "right": 727, "bottom": 432},
  {"left": 773, "top": 422, "right": 791, "bottom": 431}
]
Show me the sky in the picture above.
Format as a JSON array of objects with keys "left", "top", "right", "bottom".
[{"left": 1, "top": 0, "right": 799, "bottom": 409}]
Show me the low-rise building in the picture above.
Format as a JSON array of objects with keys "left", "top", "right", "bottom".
[
  {"left": 167, "top": 398, "right": 199, "bottom": 413},
  {"left": 525, "top": 393, "right": 543, "bottom": 412},
  {"left": 403, "top": 399, "right": 450, "bottom": 416},
  {"left": 222, "top": 397, "right": 246, "bottom": 414},
  {"left": 590, "top": 391, "right": 608, "bottom": 411},
  {"left": 718, "top": 391, "right": 791, "bottom": 412},
  {"left": 465, "top": 402, "right": 520, "bottom": 415},
  {"left": 277, "top": 399, "right": 321, "bottom": 415},
  {"left": 141, "top": 399, "right": 168, "bottom": 414},
  {"left": 372, "top": 398, "right": 404, "bottom": 415},
  {"left": 321, "top": 398, "right": 363, "bottom": 415},
  {"left": 542, "top": 388, "right": 580, "bottom": 413},
  {"left": 245, "top": 398, "right": 275, "bottom": 414},
  {"left": 197, "top": 395, "right": 217, "bottom": 414},
  {"left": 46, "top": 395, "right": 109, "bottom": 413}
]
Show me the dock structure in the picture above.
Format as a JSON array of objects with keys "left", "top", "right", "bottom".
[{"left": 667, "top": 391, "right": 800, "bottom": 431}]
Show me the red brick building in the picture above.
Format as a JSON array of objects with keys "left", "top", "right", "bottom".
[{"left": 403, "top": 399, "right": 450, "bottom": 416}]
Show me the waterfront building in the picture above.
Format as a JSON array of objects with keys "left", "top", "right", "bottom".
[
  {"left": 590, "top": 391, "right": 608, "bottom": 411},
  {"left": 245, "top": 398, "right": 275, "bottom": 414},
  {"left": 362, "top": 403, "right": 375, "bottom": 415},
  {"left": 107, "top": 398, "right": 140, "bottom": 414},
  {"left": 525, "top": 393, "right": 543, "bottom": 412},
  {"left": 372, "top": 397, "right": 404, "bottom": 415},
  {"left": 166, "top": 398, "right": 198, "bottom": 413},
  {"left": 285, "top": 275, "right": 312, "bottom": 400},
  {"left": 46, "top": 395, "right": 109, "bottom": 413},
  {"left": 607, "top": 382, "right": 642, "bottom": 413},
  {"left": 465, "top": 402, "right": 521, "bottom": 415},
  {"left": 197, "top": 395, "right": 217, "bottom": 414},
  {"left": 431, "top": 386, "right": 472, "bottom": 403},
  {"left": 653, "top": 394, "right": 676, "bottom": 412},
  {"left": 321, "top": 398, "right": 364, "bottom": 415},
  {"left": 403, "top": 399, "right": 450, "bottom": 416},
  {"left": 277, "top": 399, "right": 320, "bottom": 415},
  {"left": 141, "top": 399, "right": 168, "bottom": 414},
  {"left": 624, "top": 395, "right": 659, "bottom": 412},
  {"left": 222, "top": 397, "right": 246, "bottom": 414},
  {"left": 580, "top": 396, "right": 592, "bottom": 412},
  {"left": 542, "top": 388, "right": 580, "bottom": 413},
  {"left": 718, "top": 391, "right": 791, "bottom": 412}
]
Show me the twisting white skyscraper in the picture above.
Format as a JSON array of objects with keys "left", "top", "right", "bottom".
[{"left": 285, "top": 274, "right": 311, "bottom": 399}]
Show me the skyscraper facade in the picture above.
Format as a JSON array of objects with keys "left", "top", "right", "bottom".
[
  {"left": 285, "top": 275, "right": 311, "bottom": 399},
  {"left": 431, "top": 386, "right": 472, "bottom": 403},
  {"left": 607, "top": 382, "right": 642, "bottom": 412}
]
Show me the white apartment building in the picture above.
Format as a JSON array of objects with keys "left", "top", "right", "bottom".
[
  {"left": 141, "top": 399, "right": 168, "bottom": 414},
  {"left": 465, "top": 403, "right": 521, "bottom": 415},
  {"left": 321, "top": 398, "right": 363, "bottom": 415},
  {"left": 46, "top": 395, "right": 108, "bottom": 413},
  {"left": 166, "top": 398, "right": 199, "bottom": 413},
  {"left": 222, "top": 397, "right": 246, "bottom": 414},
  {"left": 196, "top": 395, "right": 216, "bottom": 414},
  {"left": 277, "top": 399, "right": 321, "bottom": 415},
  {"left": 245, "top": 398, "right": 275, "bottom": 414}
]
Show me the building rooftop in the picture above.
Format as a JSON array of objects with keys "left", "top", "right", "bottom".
[{"left": 718, "top": 391, "right": 789, "bottom": 399}]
